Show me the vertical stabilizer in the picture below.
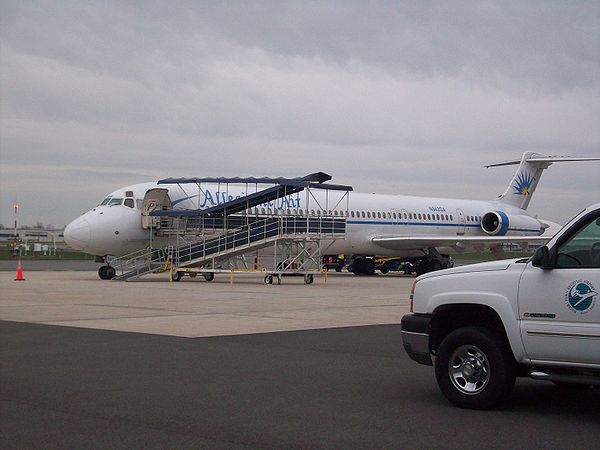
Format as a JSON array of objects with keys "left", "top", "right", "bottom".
[
  {"left": 492, "top": 152, "right": 549, "bottom": 210},
  {"left": 486, "top": 152, "right": 600, "bottom": 211}
]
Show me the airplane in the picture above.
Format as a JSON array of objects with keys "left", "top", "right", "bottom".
[{"left": 64, "top": 152, "right": 599, "bottom": 279}]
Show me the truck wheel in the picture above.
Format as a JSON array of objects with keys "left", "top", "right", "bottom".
[
  {"left": 434, "top": 326, "right": 515, "bottom": 410},
  {"left": 379, "top": 268, "right": 389, "bottom": 274}
]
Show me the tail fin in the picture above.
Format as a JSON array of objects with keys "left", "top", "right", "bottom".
[{"left": 486, "top": 152, "right": 600, "bottom": 210}]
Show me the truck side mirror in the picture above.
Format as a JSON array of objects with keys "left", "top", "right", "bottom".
[{"left": 532, "top": 245, "right": 552, "bottom": 269}]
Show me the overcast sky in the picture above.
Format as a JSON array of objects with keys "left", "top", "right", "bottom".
[{"left": 1, "top": 0, "right": 599, "bottom": 228}]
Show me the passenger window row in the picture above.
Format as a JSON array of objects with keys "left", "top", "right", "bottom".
[{"left": 244, "top": 208, "right": 485, "bottom": 224}]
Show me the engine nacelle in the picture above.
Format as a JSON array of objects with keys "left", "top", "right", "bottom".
[{"left": 481, "top": 211, "right": 542, "bottom": 236}]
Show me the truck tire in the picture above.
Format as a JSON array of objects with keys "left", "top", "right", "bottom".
[{"left": 434, "top": 326, "right": 515, "bottom": 410}]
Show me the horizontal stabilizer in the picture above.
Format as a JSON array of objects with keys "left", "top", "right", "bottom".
[{"left": 485, "top": 155, "right": 600, "bottom": 168}]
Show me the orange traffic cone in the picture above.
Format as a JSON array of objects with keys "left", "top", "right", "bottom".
[{"left": 14, "top": 259, "right": 25, "bottom": 281}]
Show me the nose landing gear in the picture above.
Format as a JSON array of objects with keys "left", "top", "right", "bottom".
[{"left": 98, "top": 265, "right": 116, "bottom": 280}]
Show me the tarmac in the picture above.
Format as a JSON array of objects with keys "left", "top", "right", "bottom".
[
  {"left": 1, "top": 269, "right": 598, "bottom": 449},
  {"left": 0, "top": 270, "right": 410, "bottom": 337}
]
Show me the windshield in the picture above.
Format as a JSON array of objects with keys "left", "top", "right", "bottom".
[
  {"left": 100, "top": 197, "right": 112, "bottom": 206},
  {"left": 108, "top": 198, "right": 123, "bottom": 206}
]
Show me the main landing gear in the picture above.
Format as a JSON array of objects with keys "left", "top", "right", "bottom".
[
  {"left": 415, "top": 249, "right": 453, "bottom": 276},
  {"left": 98, "top": 265, "right": 116, "bottom": 280},
  {"left": 351, "top": 257, "right": 376, "bottom": 276},
  {"left": 349, "top": 250, "right": 453, "bottom": 276}
]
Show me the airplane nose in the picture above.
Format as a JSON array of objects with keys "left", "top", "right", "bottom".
[{"left": 64, "top": 218, "right": 91, "bottom": 250}]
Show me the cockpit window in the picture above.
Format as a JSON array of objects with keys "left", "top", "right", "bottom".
[
  {"left": 124, "top": 198, "right": 135, "bottom": 208},
  {"left": 108, "top": 198, "right": 123, "bottom": 206},
  {"left": 100, "top": 197, "right": 112, "bottom": 206}
]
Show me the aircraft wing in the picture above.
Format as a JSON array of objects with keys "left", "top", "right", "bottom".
[{"left": 372, "top": 235, "right": 553, "bottom": 250}]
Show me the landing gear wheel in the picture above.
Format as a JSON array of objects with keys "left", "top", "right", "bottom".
[
  {"left": 365, "top": 259, "right": 376, "bottom": 275},
  {"left": 171, "top": 271, "right": 182, "bottom": 282},
  {"left": 203, "top": 272, "right": 214, "bottom": 282},
  {"left": 352, "top": 258, "right": 364, "bottom": 275},
  {"left": 435, "top": 326, "right": 516, "bottom": 410},
  {"left": 105, "top": 266, "right": 116, "bottom": 279},
  {"left": 98, "top": 266, "right": 108, "bottom": 280},
  {"left": 264, "top": 275, "right": 273, "bottom": 285},
  {"left": 304, "top": 274, "right": 314, "bottom": 284}
]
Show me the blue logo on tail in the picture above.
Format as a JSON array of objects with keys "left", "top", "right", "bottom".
[{"left": 513, "top": 172, "right": 534, "bottom": 196}]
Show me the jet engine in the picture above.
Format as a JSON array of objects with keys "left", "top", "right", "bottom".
[{"left": 481, "top": 211, "right": 542, "bottom": 236}]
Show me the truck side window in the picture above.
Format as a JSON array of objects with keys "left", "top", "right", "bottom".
[{"left": 555, "top": 214, "right": 600, "bottom": 268}]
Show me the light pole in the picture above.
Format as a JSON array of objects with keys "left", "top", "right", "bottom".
[{"left": 13, "top": 202, "right": 19, "bottom": 256}]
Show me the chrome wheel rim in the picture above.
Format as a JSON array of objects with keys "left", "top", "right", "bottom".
[{"left": 448, "top": 345, "right": 490, "bottom": 395}]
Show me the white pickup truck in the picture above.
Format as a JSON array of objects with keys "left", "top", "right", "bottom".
[{"left": 401, "top": 203, "right": 600, "bottom": 409}]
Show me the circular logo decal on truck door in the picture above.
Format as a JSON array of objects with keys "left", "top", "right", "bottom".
[{"left": 565, "top": 280, "right": 597, "bottom": 314}]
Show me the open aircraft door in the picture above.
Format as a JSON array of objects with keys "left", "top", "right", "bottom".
[{"left": 141, "top": 188, "right": 172, "bottom": 230}]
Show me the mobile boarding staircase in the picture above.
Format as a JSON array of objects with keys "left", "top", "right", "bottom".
[{"left": 111, "top": 173, "right": 352, "bottom": 283}]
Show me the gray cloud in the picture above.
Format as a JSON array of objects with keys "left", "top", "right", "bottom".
[{"left": 1, "top": 0, "right": 599, "bottom": 227}]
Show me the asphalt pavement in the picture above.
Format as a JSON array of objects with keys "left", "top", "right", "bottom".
[{"left": 1, "top": 321, "right": 598, "bottom": 449}]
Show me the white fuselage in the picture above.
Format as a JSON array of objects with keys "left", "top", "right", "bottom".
[{"left": 64, "top": 182, "right": 547, "bottom": 258}]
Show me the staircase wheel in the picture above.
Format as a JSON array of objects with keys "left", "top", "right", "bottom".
[
  {"left": 264, "top": 275, "right": 273, "bottom": 285},
  {"left": 203, "top": 272, "right": 215, "bottom": 282},
  {"left": 304, "top": 274, "right": 314, "bottom": 284},
  {"left": 276, "top": 275, "right": 281, "bottom": 285},
  {"left": 172, "top": 271, "right": 182, "bottom": 282}
]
